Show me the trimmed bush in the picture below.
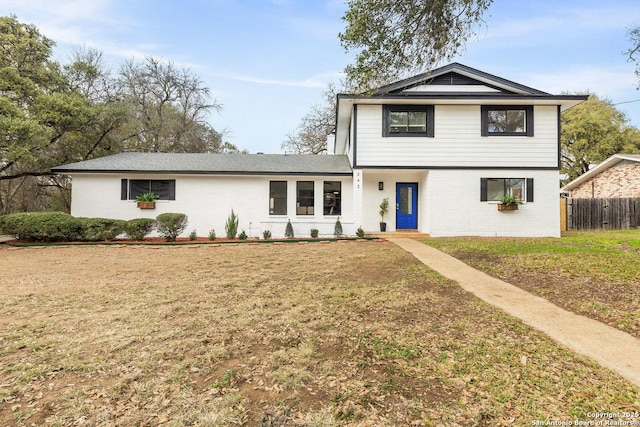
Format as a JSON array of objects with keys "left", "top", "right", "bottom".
[
  {"left": 208, "top": 229, "right": 216, "bottom": 241},
  {"left": 310, "top": 228, "right": 319, "bottom": 238},
  {"left": 189, "top": 229, "right": 198, "bottom": 241},
  {"left": 124, "top": 218, "right": 156, "bottom": 241},
  {"left": 156, "top": 213, "right": 188, "bottom": 242},
  {"left": 0, "top": 211, "right": 83, "bottom": 242},
  {"left": 81, "top": 218, "right": 126, "bottom": 241},
  {"left": 356, "top": 226, "right": 365, "bottom": 238}
]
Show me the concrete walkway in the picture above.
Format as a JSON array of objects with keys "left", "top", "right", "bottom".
[{"left": 390, "top": 238, "right": 640, "bottom": 388}]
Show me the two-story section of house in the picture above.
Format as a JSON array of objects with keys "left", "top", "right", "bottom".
[{"left": 335, "top": 63, "right": 587, "bottom": 237}]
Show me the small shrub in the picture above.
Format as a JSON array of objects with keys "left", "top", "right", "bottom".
[
  {"left": 238, "top": 230, "right": 247, "bottom": 240},
  {"left": 156, "top": 213, "right": 188, "bottom": 242},
  {"left": 0, "top": 212, "right": 83, "bottom": 242},
  {"left": 225, "top": 210, "right": 239, "bottom": 239},
  {"left": 334, "top": 217, "right": 343, "bottom": 237},
  {"left": 356, "top": 226, "right": 365, "bottom": 238},
  {"left": 284, "top": 220, "right": 294, "bottom": 238},
  {"left": 124, "top": 218, "right": 156, "bottom": 241},
  {"left": 262, "top": 229, "right": 272, "bottom": 240},
  {"left": 310, "top": 228, "right": 319, "bottom": 238},
  {"left": 189, "top": 229, "right": 197, "bottom": 241},
  {"left": 81, "top": 218, "right": 126, "bottom": 241},
  {"left": 208, "top": 229, "right": 216, "bottom": 241}
]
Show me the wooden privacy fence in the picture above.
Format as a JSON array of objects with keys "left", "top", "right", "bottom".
[{"left": 562, "top": 197, "right": 640, "bottom": 230}]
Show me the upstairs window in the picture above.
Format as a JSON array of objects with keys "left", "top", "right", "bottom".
[
  {"left": 121, "top": 179, "right": 176, "bottom": 200},
  {"left": 480, "top": 178, "right": 534, "bottom": 202},
  {"left": 481, "top": 105, "right": 533, "bottom": 136},
  {"left": 383, "top": 105, "right": 434, "bottom": 137},
  {"left": 296, "top": 181, "right": 314, "bottom": 215},
  {"left": 269, "top": 181, "right": 287, "bottom": 215}
]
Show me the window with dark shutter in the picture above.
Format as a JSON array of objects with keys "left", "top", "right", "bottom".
[
  {"left": 480, "top": 178, "right": 533, "bottom": 202},
  {"left": 127, "top": 179, "right": 176, "bottom": 200}
]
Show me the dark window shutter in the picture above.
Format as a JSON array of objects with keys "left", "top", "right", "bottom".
[
  {"left": 480, "top": 178, "right": 488, "bottom": 201},
  {"left": 526, "top": 178, "right": 534, "bottom": 202},
  {"left": 167, "top": 180, "right": 176, "bottom": 200},
  {"left": 480, "top": 106, "right": 488, "bottom": 137},
  {"left": 526, "top": 106, "right": 534, "bottom": 137},
  {"left": 121, "top": 179, "right": 128, "bottom": 200},
  {"left": 382, "top": 106, "right": 389, "bottom": 137},
  {"left": 427, "top": 105, "right": 435, "bottom": 137}
]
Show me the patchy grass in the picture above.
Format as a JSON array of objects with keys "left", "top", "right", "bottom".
[
  {"left": 423, "top": 229, "right": 640, "bottom": 338},
  {"left": 0, "top": 241, "right": 638, "bottom": 426}
]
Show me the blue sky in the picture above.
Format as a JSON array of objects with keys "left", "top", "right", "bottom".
[{"left": 2, "top": 0, "right": 639, "bottom": 153}]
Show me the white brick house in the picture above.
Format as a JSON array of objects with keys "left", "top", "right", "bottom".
[{"left": 53, "top": 63, "right": 587, "bottom": 238}]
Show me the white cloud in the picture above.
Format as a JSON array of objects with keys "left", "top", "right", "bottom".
[
  {"left": 3, "top": 0, "right": 146, "bottom": 60},
  {"left": 229, "top": 71, "right": 342, "bottom": 88}
]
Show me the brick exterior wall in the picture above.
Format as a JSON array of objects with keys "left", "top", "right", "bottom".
[{"left": 570, "top": 160, "right": 640, "bottom": 198}]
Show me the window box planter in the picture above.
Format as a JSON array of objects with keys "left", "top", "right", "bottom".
[
  {"left": 137, "top": 201, "right": 156, "bottom": 209},
  {"left": 135, "top": 192, "right": 159, "bottom": 209},
  {"left": 497, "top": 203, "right": 518, "bottom": 211}
]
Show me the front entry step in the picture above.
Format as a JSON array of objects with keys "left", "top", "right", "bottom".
[{"left": 365, "top": 230, "right": 430, "bottom": 239}]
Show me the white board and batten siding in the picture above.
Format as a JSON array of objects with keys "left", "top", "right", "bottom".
[{"left": 355, "top": 105, "right": 559, "bottom": 168}]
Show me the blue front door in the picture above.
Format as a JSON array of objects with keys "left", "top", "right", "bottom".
[{"left": 396, "top": 183, "right": 418, "bottom": 229}]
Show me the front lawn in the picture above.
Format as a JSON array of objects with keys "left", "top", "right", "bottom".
[
  {"left": 422, "top": 230, "right": 640, "bottom": 339},
  {"left": 1, "top": 241, "right": 638, "bottom": 426}
]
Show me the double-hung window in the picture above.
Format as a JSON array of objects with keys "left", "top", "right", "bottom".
[
  {"left": 269, "top": 181, "right": 287, "bottom": 215},
  {"left": 480, "top": 178, "right": 534, "bottom": 203},
  {"left": 481, "top": 105, "right": 533, "bottom": 136},
  {"left": 383, "top": 105, "right": 434, "bottom": 137},
  {"left": 323, "top": 181, "right": 341, "bottom": 216},
  {"left": 121, "top": 179, "right": 176, "bottom": 200}
]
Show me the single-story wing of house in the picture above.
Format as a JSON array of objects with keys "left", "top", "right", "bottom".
[{"left": 52, "top": 63, "right": 588, "bottom": 238}]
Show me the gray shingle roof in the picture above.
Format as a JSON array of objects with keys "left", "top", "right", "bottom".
[{"left": 51, "top": 152, "right": 353, "bottom": 175}]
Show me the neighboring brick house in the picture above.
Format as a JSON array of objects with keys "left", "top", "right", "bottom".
[{"left": 562, "top": 154, "right": 640, "bottom": 198}]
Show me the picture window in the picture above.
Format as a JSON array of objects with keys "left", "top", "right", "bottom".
[{"left": 383, "top": 105, "right": 434, "bottom": 137}]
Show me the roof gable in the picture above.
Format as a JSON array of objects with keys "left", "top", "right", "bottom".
[{"left": 375, "top": 63, "right": 549, "bottom": 96}]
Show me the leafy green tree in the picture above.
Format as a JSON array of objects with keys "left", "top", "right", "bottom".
[
  {"left": 0, "top": 17, "right": 238, "bottom": 214},
  {"left": 0, "top": 16, "right": 120, "bottom": 213},
  {"left": 339, "top": 0, "right": 493, "bottom": 92},
  {"left": 561, "top": 94, "right": 640, "bottom": 183}
]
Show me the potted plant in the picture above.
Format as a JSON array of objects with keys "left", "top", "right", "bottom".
[
  {"left": 379, "top": 197, "right": 389, "bottom": 231},
  {"left": 135, "top": 192, "right": 159, "bottom": 209},
  {"left": 496, "top": 194, "right": 520, "bottom": 211}
]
